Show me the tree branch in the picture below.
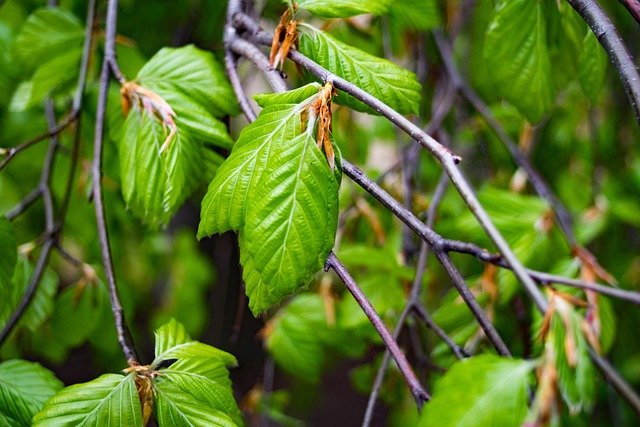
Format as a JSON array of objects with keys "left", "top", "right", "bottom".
[
  {"left": 239, "top": 17, "right": 550, "bottom": 314},
  {"left": 92, "top": 0, "right": 138, "bottom": 365},
  {"left": 224, "top": 0, "right": 258, "bottom": 122},
  {"left": 325, "top": 252, "right": 431, "bottom": 408},
  {"left": 566, "top": 0, "right": 640, "bottom": 127},
  {"left": 0, "top": 100, "right": 59, "bottom": 346}
]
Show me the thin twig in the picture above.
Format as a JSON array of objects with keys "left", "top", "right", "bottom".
[
  {"left": 92, "top": 0, "right": 138, "bottom": 365},
  {"left": 362, "top": 173, "right": 464, "bottom": 427},
  {"left": 0, "top": 100, "right": 60, "bottom": 346},
  {"left": 344, "top": 160, "right": 512, "bottom": 356},
  {"left": 566, "top": 0, "right": 640, "bottom": 127},
  {"left": 0, "top": 114, "right": 77, "bottom": 173},
  {"left": 325, "top": 252, "right": 431, "bottom": 408},
  {"left": 5, "top": 188, "right": 42, "bottom": 221},
  {"left": 228, "top": 36, "right": 288, "bottom": 93},
  {"left": 224, "top": 0, "right": 258, "bottom": 122}
]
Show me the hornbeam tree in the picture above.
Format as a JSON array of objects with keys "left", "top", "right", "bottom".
[{"left": 1, "top": 0, "right": 640, "bottom": 426}]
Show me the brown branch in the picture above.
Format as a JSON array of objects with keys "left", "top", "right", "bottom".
[
  {"left": 92, "top": 0, "right": 138, "bottom": 365},
  {"left": 566, "top": 0, "right": 640, "bottom": 127},
  {"left": 325, "top": 252, "right": 431, "bottom": 408}
]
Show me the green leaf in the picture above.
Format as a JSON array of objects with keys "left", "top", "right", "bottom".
[
  {"left": 153, "top": 379, "right": 237, "bottom": 427},
  {"left": 11, "top": 7, "right": 83, "bottom": 73},
  {"left": 49, "top": 280, "right": 106, "bottom": 348},
  {"left": 484, "top": 0, "right": 554, "bottom": 123},
  {"left": 198, "top": 84, "right": 321, "bottom": 236},
  {"left": 119, "top": 107, "right": 211, "bottom": 228},
  {"left": 151, "top": 319, "right": 242, "bottom": 426},
  {"left": 199, "top": 84, "right": 339, "bottom": 314},
  {"left": 152, "top": 318, "right": 236, "bottom": 369},
  {"left": 32, "top": 374, "right": 142, "bottom": 427},
  {"left": 295, "top": 0, "right": 392, "bottom": 18},
  {"left": 298, "top": 25, "right": 421, "bottom": 115},
  {"left": 1, "top": 255, "right": 58, "bottom": 333},
  {"left": 388, "top": 0, "right": 442, "bottom": 31},
  {"left": 418, "top": 355, "right": 533, "bottom": 427},
  {"left": 0, "top": 360, "right": 63, "bottom": 426},
  {"left": 579, "top": 29, "right": 607, "bottom": 104},
  {"left": 0, "top": 215, "right": 16, "bottom": 286},
  {"left": 118, "top": 45, "right": 235, "bottom": 228},
  {"left": 550, "top": 301, "right": 595, "bottom": 411},
  {"left": 137, "top": 45, "right": 239, "bottom": 117},
  {"left": 265, "top": 294, "right": 329, "bottom": 383},
  {"left": 24, "top": 47, "right": 82, "bottom": 108},
  {"left": 243, "top": 130, "right": 339, "bottom": 313}
]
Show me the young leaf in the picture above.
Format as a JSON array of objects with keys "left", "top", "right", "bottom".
[
  {"left": 484, "top": 0, "right": 554, "bottom": 123},
  {"left": 264, "top": 294, "right": 329, "bottom": 382},
  {"left": 151, "top": 319, "right": 242, "bottom": 426},
  {"left": 242, "top": 130, "right": 339, "bottom": 312},
  {"left": 0, "top": 360, "right": 63, "bottom": 427},
  {"left": 118, "top": 45, "right": 234, "bottom": 228},
  {"left": 198, "top": 83, "right": 321, "bottom": 236},
  {"left": 32, "top": 373, "right": 142, "bottom": 426},
  {"left": 0, "top": 214, "right": 16, "bottom": 287},
  {"left": 579, "top": 29, "right": 607, "bottom": 104},
  {"left": 418, "top": 355, "right": 533, "bottom": 427},
  {"left": 137, "top": 45, "right": 239, "bottom": 117},
  {"left": 152, "top": 318, "right": 236, "bottom": 368},
  {"left": 120, "top": 107, "right": 211, "bottom": 228},
  {"left": 11, "top": 7, "right": 83, "bottom": 73},
  {"left": 295, "top": 0, "right": 391, "bottom": 18},
  {"left": 153, "top": 380, "right": 238, "bottom": 427},
  {"left": 298, "top": 25, "right": 421, "bottom": 115}
]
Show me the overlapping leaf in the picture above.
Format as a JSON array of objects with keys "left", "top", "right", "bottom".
[
  {"left": 199, "top": 83, "right": 340, "bottom": 315},
  {"left": 298, "top": 25, "right": 421, "bottom": 115},
  {"left": 295, "top": 0, "right": 392, "bottom": 18},
  {"left": 0, "top": 360, "right": 62, "bottom": 427},
  {"left": 151, "top": 319, "right": 242, "bottom": 426},
  {"left": 484, "top": 0, "right": 554, "bottom": 123},
  {"left": 32, "top": 320, "right": 241, "bottom": 426},
  {"left": 32, "top": 374, "right": 142, "bottom": 427},
  {"left": 118, "top": 45, "right": 235, "bottom": 228},
  {"left": 418, "top": 355, "right": 533, "bottom": 426}
]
